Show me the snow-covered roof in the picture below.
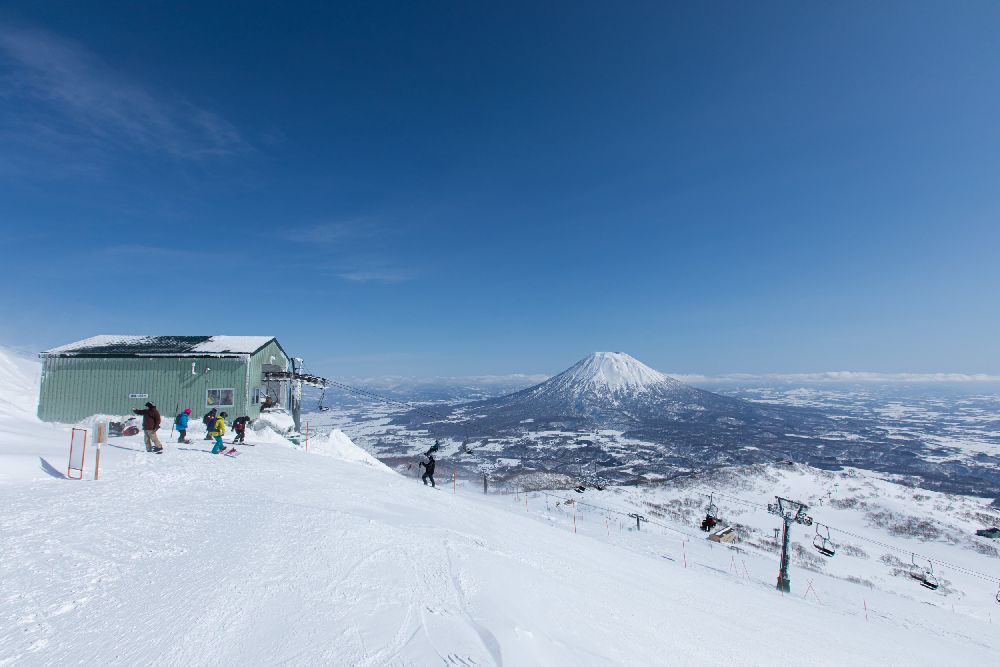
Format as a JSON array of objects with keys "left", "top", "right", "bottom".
[{"left": 42, "top": 335, "right": 279, "bottom": 357}]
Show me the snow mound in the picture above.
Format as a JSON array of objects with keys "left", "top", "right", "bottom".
[
  {"left": 0, "top": 345, "right": 41, "bottom": 418},
  {"left": 310, "top": 429, "right": 392, "bottom": 472},
  {"left": 0, "top": 346, "right": 70, "bottom": 484},
  {"left": 555, "top": 351, "right": 670, "bottom": 391},
  {"left": 254, "top": 409, "right": 296, "bottom": 434}
]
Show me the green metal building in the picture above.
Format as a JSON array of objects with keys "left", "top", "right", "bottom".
[{"left": 37, "top": 335, "right": 290, "bottom": 423}]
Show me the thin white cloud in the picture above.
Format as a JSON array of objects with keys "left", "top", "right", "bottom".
[
  {"left": 669, "top": 371, "right": 1000, "bottom": 384},
  {"left": 274, "top": 221, "right": 415, "bottom": 283},
  {"left": 337, "top": 267, "right": 416, "bottom": 284},
  {"left": 0, "top": 24, "right": 246, "bottom": 160},
  {"left": 277, "top": 220, "right": 372, "bottom": 245}
]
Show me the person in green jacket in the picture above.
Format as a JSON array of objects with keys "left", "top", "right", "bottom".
[{"left": 210, "top": 412, "right": 228, "bottom": 454}]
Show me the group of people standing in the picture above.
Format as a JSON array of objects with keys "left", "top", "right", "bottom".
[{"left": 131, "top": 402, "right": 251, "bottom": 455}]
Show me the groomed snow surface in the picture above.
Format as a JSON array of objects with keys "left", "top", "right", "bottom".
[{"left": 1, "top": 346, "right": 998, "bottom": 665}]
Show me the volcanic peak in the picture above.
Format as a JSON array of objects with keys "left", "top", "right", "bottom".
[{"left": 555, "top": 352, "right": 670, "bottom": 392}]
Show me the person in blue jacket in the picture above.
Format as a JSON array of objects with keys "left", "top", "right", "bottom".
[{"left": 175, "top": 408, "right": 191, "bottom": 444}]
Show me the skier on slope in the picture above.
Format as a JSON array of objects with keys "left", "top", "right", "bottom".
[
  {"left": 419, "top": 454, "right": 436, "bottom": 487},
  {"left": 174, "top": 408, "right": 192, "bottom": 444},
  {"left": 232, "top": 415, "right": 251, "bottom": 444},
  {"left": 202, "top": 408, "right": 217, "bottom": 440},
  {"left": 210, "top": 412, "right": 228, "bottom": 454},
  {"left": 132, "top": 401, "right": 163, "bottom": 453}
]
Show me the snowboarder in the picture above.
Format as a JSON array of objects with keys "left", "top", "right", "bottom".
[
  {"left": 232, "top": 416, "right": 250, "bottom": 444},
  {"left": 132, "top": 402, "right": 163, "bottom": 453},
  {"left": 419, "top": 454, "right": 436, "bottom": 487},
  {"left": 202, "top": 408, "right": 217, "bottom": 440},
  {"left": 210, "top": 412, "right": 228, "bottom": 454},
  {"left": 174, "top": 408, "right": 192, "bottom": 443},
  {"left": 425, "top": 440, "right": 441, "bottom": 456}
]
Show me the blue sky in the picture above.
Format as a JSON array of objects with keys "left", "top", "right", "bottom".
[{"left": 1, "top": 2, "right": 998, "bottom": 377}]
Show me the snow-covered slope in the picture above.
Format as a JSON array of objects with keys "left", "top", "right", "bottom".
[
  {"left": 0, "top": 346, "right": 73, "bottom": 484},
  {"left": 0, "top": 344, "right": 1000, "bottom": 667},
  {"left": 3, "top": 436, "right": 998, "bottom": 664},
  {"left": 1, "top": 344, "right": 998, "bottom": 665}
]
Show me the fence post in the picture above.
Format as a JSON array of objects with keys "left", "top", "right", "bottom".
[
  {"left": 94, "top": 422, "right": 106, "bottom": 480},
  {"left": 453, "top": 464, "right": 456, "bottom": 494}
]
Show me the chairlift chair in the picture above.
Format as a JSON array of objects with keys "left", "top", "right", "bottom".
[
  {"left": 812, "top": 523, "right": 836, "bottom": 557},
  {"left": 317, "top": 387, "right": 330, "bottom": 412},
  {"left": 700, "top": 494, "right": 720, "bottom": 532},
  {"left": 909, "top": 554, "right": 939, "bottom": 590}
]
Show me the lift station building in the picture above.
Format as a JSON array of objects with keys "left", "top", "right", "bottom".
[{"left": 37, "top": 335, "right": 292, "bottom": 423}]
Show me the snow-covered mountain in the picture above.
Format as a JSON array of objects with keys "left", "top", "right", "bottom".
[
  {"left": 471, "top": 351, "right": 755, "bottom": 428},
  {"left": 388, "top": 352, "right": 1000, "bottom": 496}
]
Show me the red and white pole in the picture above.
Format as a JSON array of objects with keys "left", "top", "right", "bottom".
[{"left": 453, "top": 464, "right": 456, "bottom": 494}]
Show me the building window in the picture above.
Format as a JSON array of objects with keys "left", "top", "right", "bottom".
[
  {"left": 207, "top": 388, "right": 235, "bottom": 407},
  {"left": 252, "top": 387, "right": 263, "bottom": 404}
]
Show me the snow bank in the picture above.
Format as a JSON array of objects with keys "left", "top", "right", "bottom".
[
  {"left": 0, "top": 345, "right": 40, "bottom": 418},
  {"left": 308, "top": 429, "right": 392, "bottom": 472},
  {"left": 0, "top": 345, "right": 71, "bottom": 484},
  {"left": 254, "top": 409, "right": 295, "bottom": 434}
]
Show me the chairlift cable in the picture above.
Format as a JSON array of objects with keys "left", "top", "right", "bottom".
[{"left": 690, "top": 485, "right": 999, "bottom": 583}]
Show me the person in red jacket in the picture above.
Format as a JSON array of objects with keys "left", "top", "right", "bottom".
[
  {"left": 232, "top": 416, "right": 250, "bottom": 444},
  {"left": 132, "top": 401, "right": 163, "bottom": 453}
]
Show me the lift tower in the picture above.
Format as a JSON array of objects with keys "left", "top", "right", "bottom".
[{"left": 767, "top": 496, "right": 812, "bottom": 593}]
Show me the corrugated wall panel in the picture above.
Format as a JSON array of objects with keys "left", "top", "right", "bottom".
[{"left": 37, "top": 355, "right": 253, "bottom": 423}]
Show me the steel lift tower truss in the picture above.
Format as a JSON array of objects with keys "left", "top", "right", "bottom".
[{"left": 767, "top": 496, "right": 813, "bottom": 593}]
